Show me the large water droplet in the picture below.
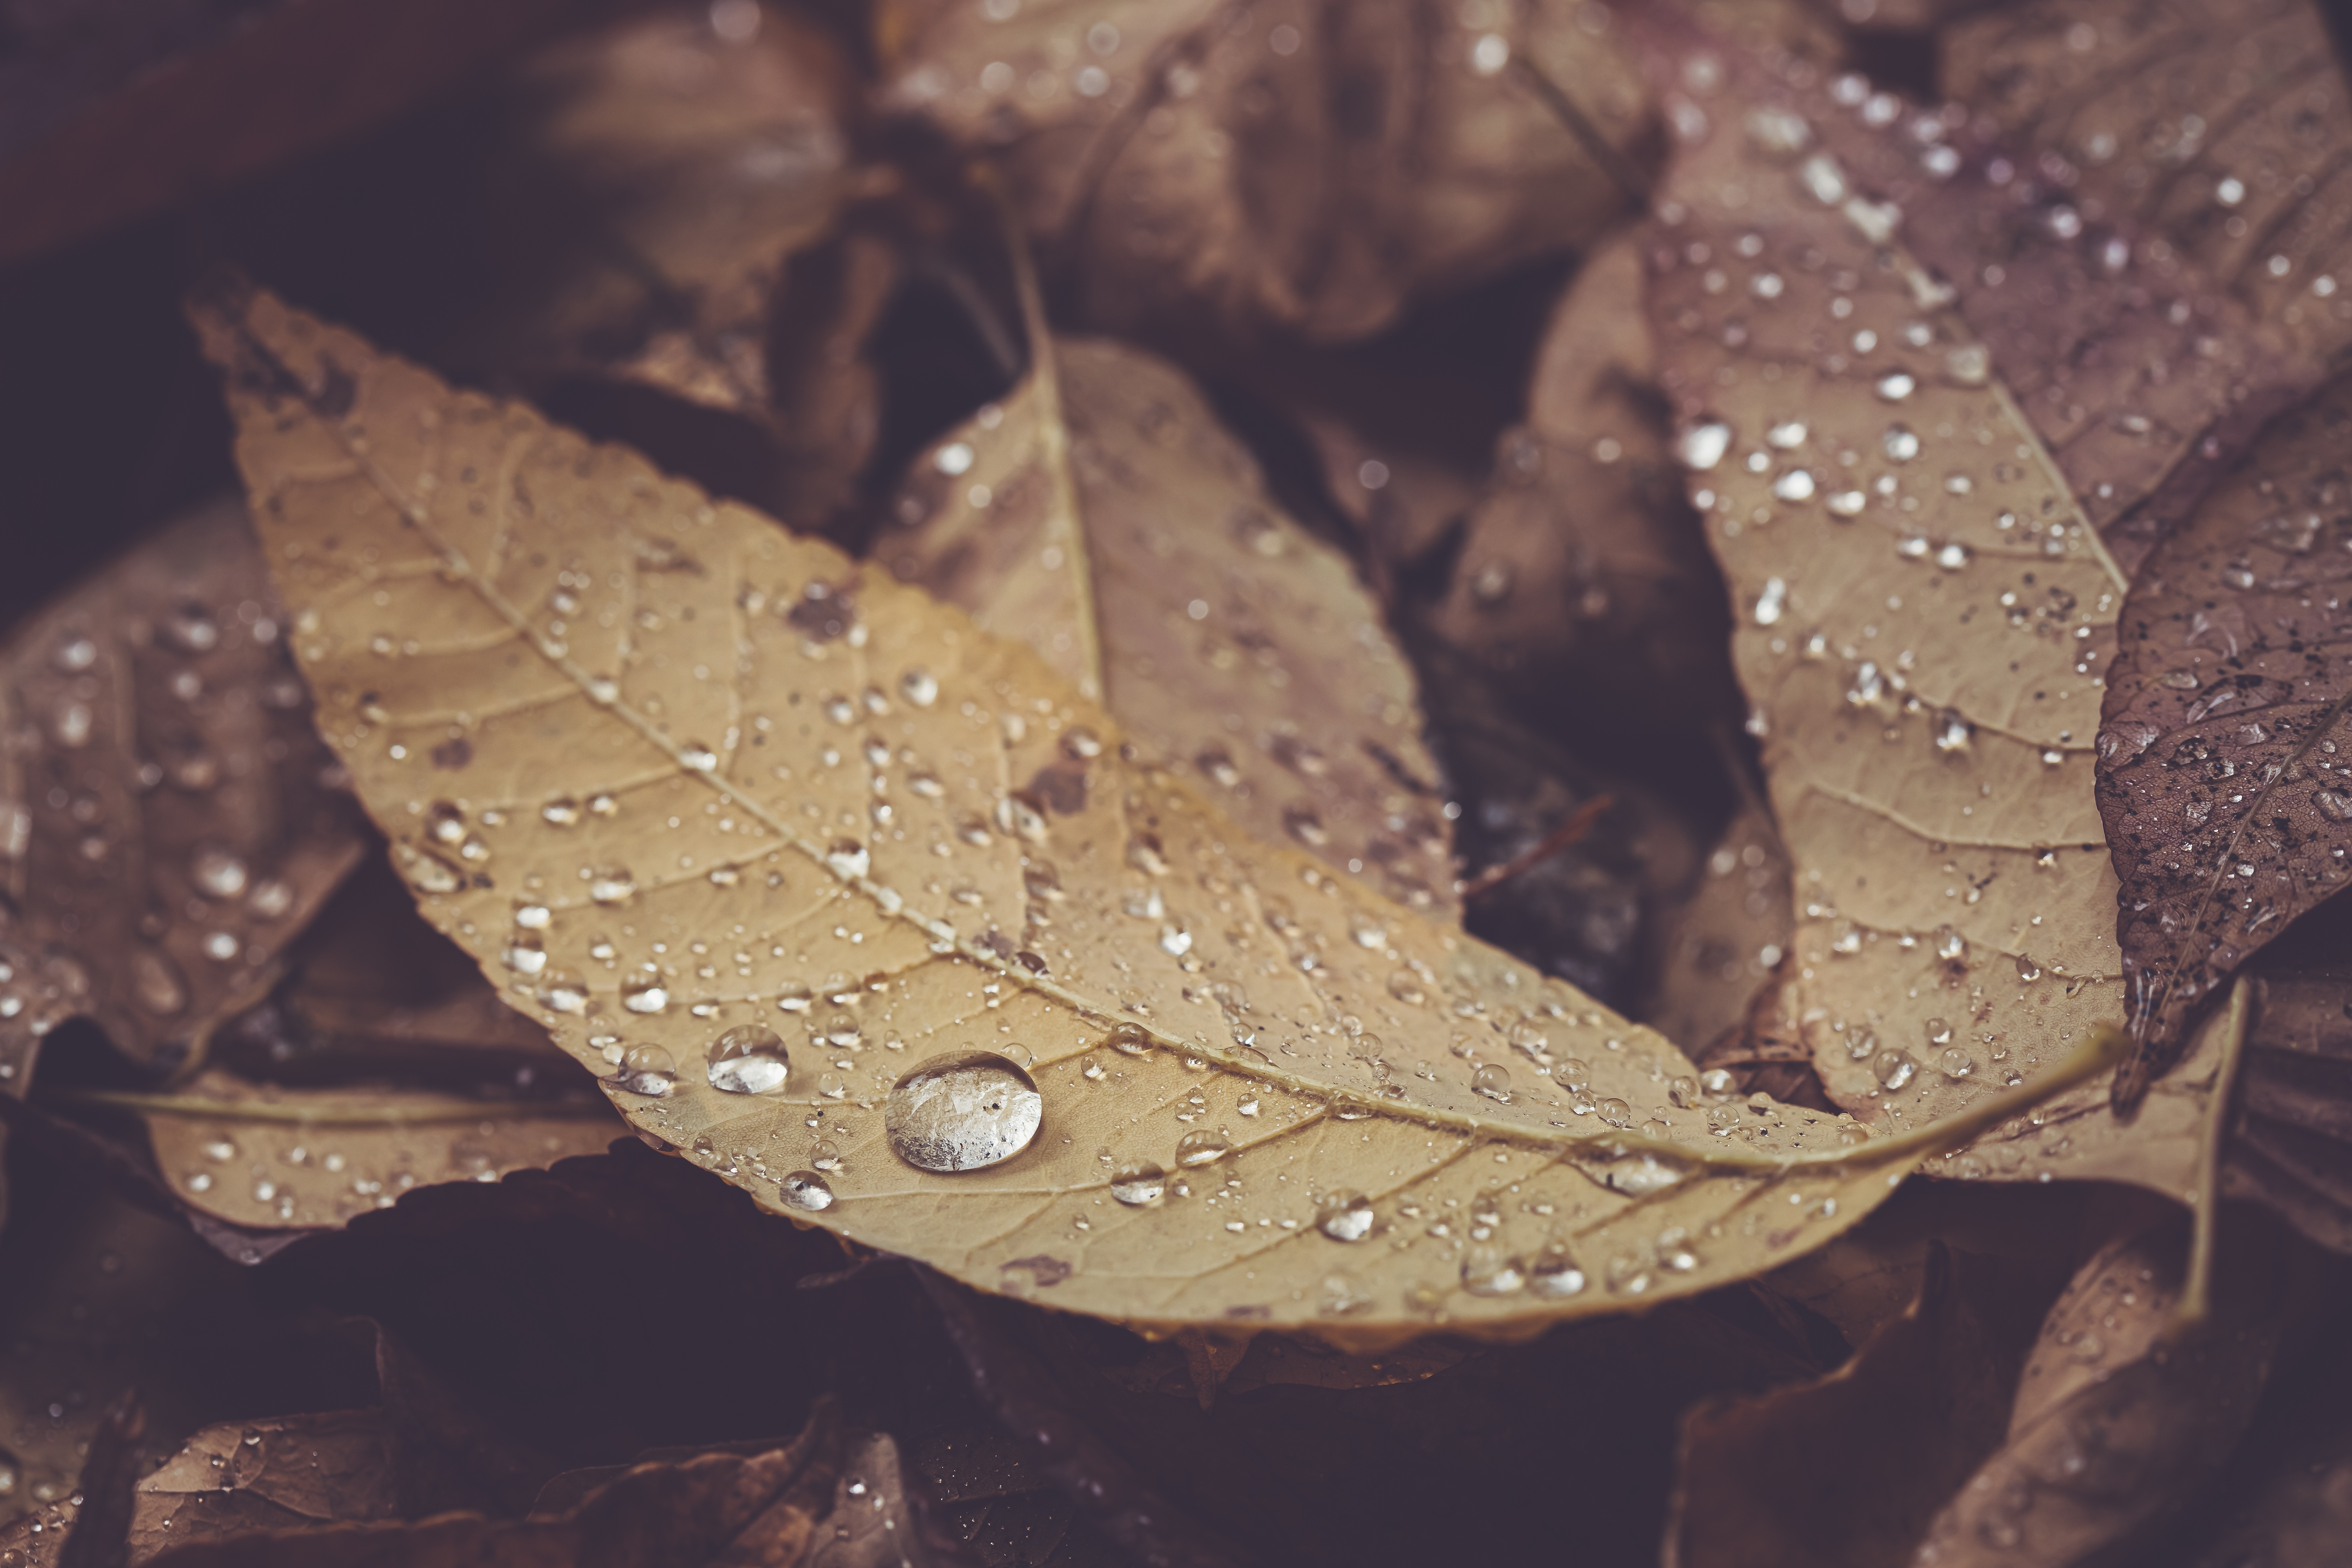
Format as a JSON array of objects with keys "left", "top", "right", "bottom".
[
  {"left": 885, "top": 1051, "right": 1043, "bottom": 1172},
  {"left": 614, "top": 1044, "right": 676, "bottom": 1096},
  {"left": 1874, "top": 1048, "right": 1918, "bottom": 1090},
  {"left": 779, "top": 1170, "right": 834, "bottom": 1211},
  {"left": 1316, "top": 1190, "right": 1375, "bottom": 1241},
  {"left": 1939, "top": 1046, "right": 1975, "bottom": 1079},
  {"left": 708, "top": 1025, "right": 791, "bottom": 1094},
  {"left": 1110, "top": 1161, "right": 1166, "bottom": 1206},
  {"left": 1175, "top": 1128, "right": 1231, "bottom": 1168},
  {"left": 1471, "top": 1063, "right": 1512, "bottom": 1102}
]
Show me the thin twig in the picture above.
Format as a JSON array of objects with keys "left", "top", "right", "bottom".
[{"left": 1459, "top": 795, "right": 1614, "bottom": 900}]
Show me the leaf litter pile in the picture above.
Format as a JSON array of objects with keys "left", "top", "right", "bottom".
[{"left": 12, "top": 1, "right": 2352, "bottom": 1564}]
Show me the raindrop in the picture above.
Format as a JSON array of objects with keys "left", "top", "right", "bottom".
[
  {"left": 811, "top": 1140, "right": 842, "bottom": 1171},
  {"left": 588, "top": 866, "right": 637, "bottom": 904},
  {"left": 1940, "top": 1046, "right": 1975, "bottom": 1079},
  {"left": 1316, "top": 1190, "right": 1376, "bottom": 1240},
  {"left": 1799, "top": 153, "right": 1846, "bottom": 204},
  {"left": 1283, "top": 807, "right": 1328, "bottom": 847},
  {"left": 51, "top": 633, "right": 98, "bottom": 672},
  {"left": 1935, "top": 925, "right": 1966, "bottom": 962},
  {"left": 826, "top": 839, "right": 871, "bottom": 878},
  {"left": 1925, "top": 1018, "right": 1953, "bottom": 1045},
  {"left": 1771, "top": 469, "right": 1816, "bottom": 502},
  {"left": 886, "top": 1051, "right": 1044, "bottom": 1172},
  {"left": 1472, "top": 1063, "right": 1512, "bottom": 1102},
  {"left": 502, "top": 932, "right": 547, "bottom": 975},
  {"left": 1933, "top": 709, "right": 1973, "bottom": 753},
  {"left": 1753, "top": 577, "right": 1788, "bottom": 625},
  {"left": 131, "top": 947, "right": 188, "bottom": 1016},
  {"left": 779, "top": 1170, "right": 834, "bottom": 1211},
  {"left": 1461, "top": 1246, "right": 1525, "bottom": 1296},
  {"left": 1597, "top": 1097, "right": 1633, "bottom": 1128},
  {"left": 1175, "top": 1128, "right": 1231, "bottom": 1167},
  {"left": 900, "top": 669, "right": 939, "bottom": 707},
  {"left": 1827, "top": 489, "right": 1866, "bottom": 518},
  {"left": 680, "top": 741, "right": 718, "bottom": 771},
  {"left": 1553, "top": 1057, "right": 1590, "bottom": 1092},
  {"left": 1105, "top": 1022, "right": 1154, "bottom": 1056},
  {"left": 1061, "top": 727, "right": 1102, "bottom": 760},
  {"left": 161, "top": 605, "right": 219, "bottom": 653},
  {"left": 621, "top": 975, "right": 670, "bottom": 1014},
  {"left": 189, "top": 847, "right": 249, "bottom": 900},
  {"left": 1882, "top": 425, "right": 1921, "bottom": 462},
  {"left": 542, "top": 797, "right": 581, "bottom": 827},
  {"left": 614, "top": 1044, "right": 677, "bottom": 1096},
  {"left": 1874, "top": 1048, "right": 1918, "bottom": 1091},
  {"left": 514, "top": 900, "right": 551, "bottom": 930},
  {"left": 1159, "top": 923, "right": 1193, "bottom": 957},
  {"left": 536, "top": 970, "right": 591, "bottom": 1014},
  {"left": 2314, "top": 790, "right": 2352, "bottom": 823},
  {"left": 1935, "top": 542, "right": 1972, "bottom": 570},
  {"left": 1111, "top": 1161, "right": 1167, "bottom": 1206},
  {"left": 1676, "top": 419, "right": 1733, "bottom": 471},
  {"left": 1387, "top": 969, "right": 1428, "bottom": 1005},
  {"left": 1875, "top": 371, "right": 1917, "bottom": 401},
  {"left": 708, "top": 1025, "right": 791, "bottom": 1094},
  {"left": 1528, "top": 1244, "right": 1587, "bottom": 1298},
  {"left": 2015, "top": 953, "right": 2044, "bottom": 982}
]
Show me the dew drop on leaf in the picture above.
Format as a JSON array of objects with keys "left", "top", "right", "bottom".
[
  {"left": 1110, "top": 1161, "right": 1166, "bottom": 1206},
  {"left": 1316, "top": 1190, "right": 1375, "bottom": 1241},
  {"left": 779, "top": 1170, "right": 834, "bottom": 1211},
  {"left": 1174, "top": 1128, "right": 1230, "bottom": 1168},
  {"left": 884, "top": 1051, "right": 1044, "bottom": 1172},
  {"left": 707, "top": 1025, "right": 791, "bottom": 1094}
]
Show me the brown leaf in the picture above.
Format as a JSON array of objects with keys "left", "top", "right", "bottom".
[
  {"left": 1421, "top": 233, "right": 1738, "bottom": 736},
  {"left": 881, "top": 327, "right": 1457, "bottom": 915},
  {"left": 188, "top": 280, "right": 2127, "bottom": 1342},
  {"left": 1667, "top": 1245, "right": 2037, "bottom": 1568},
  {"left": 131, "top": 1400, "right": 945, "bottom": 1568},
  {"left": 128, "top": 1410, "right": 400, "bottom": 1560},
  {"left": 469, "top": 2, "right": 859, "bottom": 423},
  {"left": 873, "top": 0, "right": 1660, "bottom": 341},
  {"left": 1641, "top": 40, "right": 2248, "bottom": 1202},
  {"left": 0, "top": 0, "right": 586, "bottom": 266},
  {"left": 1912, "top": 1216, "right": 2289, "bottom": 1566},
  {"left": 0, "top": 500, "right": 365, "bottom": 1219},
  {"left": 2096, "top": 371, "right": 2352, "bottom": 1101},
  {"left": 2219, "top": 892, "right": 2352, "bottom": 1253},
  {"left": 1646, "top": 796, "right": 1795, "bottom": 1065}
]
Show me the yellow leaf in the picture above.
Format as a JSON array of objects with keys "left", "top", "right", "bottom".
[{"left": 191, "top": 280, "right": 2119, "bottom": 1344}]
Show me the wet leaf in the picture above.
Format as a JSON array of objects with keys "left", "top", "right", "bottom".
[
  {"left": 2097, "top": 372, "right": 2352, "bottom": 1101},
  {"left": 1646, "top": 797, "right": 1794, "bottom": 1063},
  {"left": 128, "top": 1410, "right": 400, "bottom": 1558},
  {"left": 0, "top": 500, "right": 366, "bottom": 1219},
  {"left": 873, "top": 0, "right": 1659, "bottom": 341},
  {"left": 881, "top": 322, "right": 1457, "bottom": 915},
  {"left": 188, "top": 281, "right": 2125, "bottom": 1343},
  {"left": 1912, "top": 1216, "right": 2289, "bottom": 1566},
  {"left": 1643, "top": 45, "right": 2244, "bottom": 1201},
  {"left": 131, "top": 1400, "right": 944, "bottom": 1568},
  {"left": 2214, "top": 891, "right": 2352, "bottom": 1253},
  {"left": 1420, "top": 233, "right": 1738, "bottom": 737},
  {"left": 469, "top": 2, "right": 858, "bottom": 422}
]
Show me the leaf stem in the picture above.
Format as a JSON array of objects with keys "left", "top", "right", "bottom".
[{"left": 2175, "top": 978, "right": 2253, "bottom": 1327}]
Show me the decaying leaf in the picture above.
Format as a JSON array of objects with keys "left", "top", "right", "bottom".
[
  {"left": 1913, "top": 1216, "right": 2290, "bottom": 1566},
  {"left": 1667, "top": 1244, "right": 2032, "bottom": 1568},
  {"left": 126, "top": 1399, "right": 941, "bottom": 1568},
  {"left": 2217, "top": 891, "right": 2352, "bottom": 1254},
  {"left": 189, "top": 281, "right": 2130, "bottom": 1343},
  {"left": 1420, "top": 233, "right": 1738, "bottom": 738},
  {"left": 2097, "top": 372, "right": 2352, "bottom": 1101},
  {"left": 0, "top": 500, "right": 365, "bottom": 1218},
  {"left": 129, "top": 1410, "right": 400, "bottom": 1558},
  {"left": 881, "top": 320, "right": 1457, "bottom": 915},
  {"left": 873, "top": 0, "right": 1659, "bottom": 340},
  {"left": 471, "top": 1, "right": 858, "bottom": 418},
  {"left": 1642, "top": 40, "right": 2246, "bottom": 1202}
]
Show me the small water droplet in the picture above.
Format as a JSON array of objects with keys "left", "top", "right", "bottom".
[
  {"left": 1105, "top": 1022, "right": 1153, "bottom": 1056},
  {"left": 1771, "top": 469, "right": 1816, "bottom": 503},
  {"left": 1387, "top": 969, "right": 1428, "bottom": 1006},
  {"left": 1874, "top": 1048, "right": 1918, "bottom": 1090},
  {"left": 1597, "top": 1097, "right": 1633, "bottom": 1128},
  {"left": 542, "top": 797, "right": 581, "bottom": 827},
  {"left": 614, "top": 1044, "right": 677, "bottom": 1096},
  {"left": 1111, "top": 1161, "right": 1167, "bottom": 1206},
  {"left": 1175, "top": 1128, "right": 1231, "bottom": 1167},
  {"left": 826, "top": 839, "right": 871, "bottom": 878},
  {"left": 2015, "top": 953, "right": 2043, "bottom": 982},
  {"left": 1875, "top": 371, "right": 1916, "bottom": 402},
  {"left": 708, "top": 1025, "right": 791, "bottom": 1093},
  {"left": 899, "top": 668, "right": 939, "bottom": 707},
  {"left": 1553, "top": 1057, "right": 1590, "bottom": 1092},
  {"left": 536, "top": 970, "right": 592, "bottom": 1014},
  {"left": 1676, "top": 419, "right": 1734, "bottom": 471},
  {"left": 1753, "top": 577, "right": 1788, "bottom": 625},
  {"left": 588, "top": 865, "right": 637, "bottom": 904},
  {"left": 885, "top": 1051, "right": 1044, "bottom": 1172},
  {"left": 2314, "top": 789, "right": 2352, "bottom": 823},
  {"left": 1461, "top": 1246, "right": 1525, "bottom": 1296},
  {"left": 502, "top": 932, "right": 548, "bottom": 975},
  {"left": 779, "top": 1170, "right": 834, "bottom": 1211},
  {"left": 622, "top": 974, "right": 670, "bottom": 1014},
  {"left": 1939, "top": 1046, "right": 1975, "bottom": 1079},
  {"left": 1934, "top": 925, "right": 1967, "bottom": 962},
  {"left": 1882, "top": 425, "right": 1921, "bottom": 462},
  {"left": 1471, "top": 1063, "right": 1512, "bottom": 1102},
  {"left": 1316, "top": 1190, "right": 1375, "bottom": 1241},
  {"left": 189, "top": 847, "right": 249, "bottom": 899},
  {"left": 680, "top": 741, "right": 718, "bottom": 771}
]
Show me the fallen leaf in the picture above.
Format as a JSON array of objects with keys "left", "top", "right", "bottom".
[
  {"left": 2216, "top": 890, "right": 2352, "bottom": 1254},
  {"left": 469, "top": 2, "right": 858, "bottom": 421},
  {"left": 1419, "top": 233, "right": 1739, "bottom": 739},
  {"left": 1911, "top": 1214, "right": 2291, "bottom": 1566},
  {"left": 130, "top": 1399, "right": 944, "bottom": 1568},
  {"left": 880, "top": 316, "right": 1458, "bottom": 915},
  {"left": 1646, "top": 796, "right": 1795, "bottom": 1063},
  {"left": 1667, "top": 1244, "right": 2037, "bottom": 1568},
  {"left": 0, "top": 0, "right": 586, "bottom": 266},
  {"left": 1642, "top": 42, "right": 2246, "bottom": 1202},
  {"left": 2096, "top": 371, "right": 2352, "bottom": 1101},
  {"left": 0, "top": 499, "right": 365, "bottom": 1220},
  {"left": 873, "top": 0, "right": 1658, "bottom": 341},
  {"left": 189, "top": 280, "right": 2128, "bottom": 1343},
  {"left": 128, "top": 1410, "right": 400, "bottom": 1560}
]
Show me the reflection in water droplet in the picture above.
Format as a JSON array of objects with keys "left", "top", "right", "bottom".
[
  {"left": 779, "top": 1170, "right": 834, "bottom": 1211},
  {"left": 708, "top": 1025, "right": 791, "bottom": 1094},
  {"left": 1934, "top": 709, "right": 1973, "bottom": 752},
  {"left": 542, "top": 797, "right": 581, "bottom": 827},
  {"left": 1462, "top": 1246, "right": 1525, "bottom": 1296},
  {"left": 1316, "top": 1190, "right": 1375, "bottom": 1241},
  {"left": 1553, "top": 1057, "right": 1590, "bottom": 1091},
  {"left": 1111, "top": 1161, "right": 1166, "bottom": 1206},
  {"left": 811, "top": 1139, "right": 842, "bottom": 1171},
  {"left": 885, "top": 1051, "right": 1043, "bottom": 1172},
  {"left": 1175, "top": 1129, "right": 1230, "bottom": 1167},
  {"left": 1874, "top": 1048, "right": 1918, "bottom": 1090},
  {"left": 614, "top": 1044, "right": 676, "bottom": 1096}
]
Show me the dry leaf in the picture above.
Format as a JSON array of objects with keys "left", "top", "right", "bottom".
[
  {"left": 880, "top": 327, "right": 1457, "bottom": 916},
  {"left": 873, "top": 0, "right": 1657, "bottom": 341},
  {"left": 131, "top": 1399, "right": 941, "bottom": 1568},
  {"left": 1647, "top": 797, "right": 1795, "bottom": 1061},
  {"left": 1912, "top": 1216, "right": 2288, "bottom": 1566},
  {"left": 129, "top": 1410, "right": 400, "bottom": 1560},
  {"left": 1420, "top": 233, "right": 1738, "bottom": 737},
  {"left": 1641, "top": 42, "right": 2246, "bottom": 1202},
  {"left": 2096, "top": 372, "right": 2352, "bottom": 1100},
  {"left": 1667, "top": 1245, "right": 2030, "bottom": 1568},
  {"left": 471, "top": 1, "right": 856, "bottom": 419},
  {"left": 187, "top": 280, "right": 2126, "bottom": 1343},
  {"left": 0, "top": 500, "right": 365, "bottom": 1219}
]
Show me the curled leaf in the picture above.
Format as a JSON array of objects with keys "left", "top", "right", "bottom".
[{"left": 188, "top": 281, "right": 2129, "bottom": 1342}]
